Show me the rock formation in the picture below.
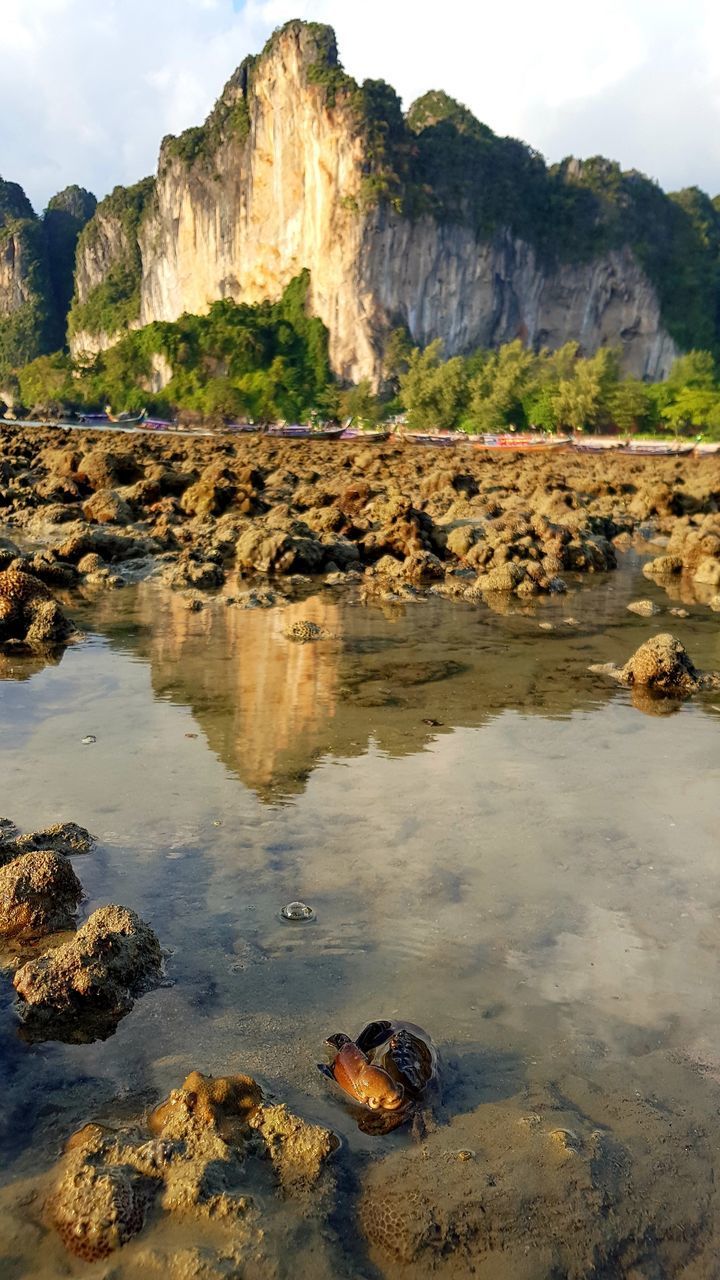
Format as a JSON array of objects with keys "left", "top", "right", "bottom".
[
  {"left": 68, "top": 22, "right": 683, "bottom": 383},
  {"left": 591, "top": 632, "right": 720, "bottom": 695},
  {"left": 0, "top": 179, "right": 95, "bottom": 378},
  {"left": 13, "top": 904, "right": 163, "bottom": 1041}
]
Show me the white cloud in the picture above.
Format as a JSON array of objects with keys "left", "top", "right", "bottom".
[{"left": 1, "top": 0, "right": 719, "bottom": 211}]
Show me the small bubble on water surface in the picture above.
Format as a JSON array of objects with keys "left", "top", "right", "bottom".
[{"left": 280, "top": 901, "right": 315, "bottom": 922}]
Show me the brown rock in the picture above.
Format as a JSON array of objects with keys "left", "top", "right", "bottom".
[
  {"left": 82, "top": 488, "right": 133, "bottom": 526},
  {"left": 0, "top": 850, "right": 82, "bottom": 937},
  {"left": 693, "top": 557, "right": 720, "bottom": 588},
  {"left": 0, "top": 568, "right": 73, "bottom": 648},
  {"left": 591, "top": 633, "right": 720, "bottom": 695},
  {"left": 13, "top": 904, "right": 163, "bottom": 1040},
  {"left": 643, "top": 555, "right": 684, "bottom": 580},
  {"left": 626, "top": 599, "right": 661, "bottom": 617}
]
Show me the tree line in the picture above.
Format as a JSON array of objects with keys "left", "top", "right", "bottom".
[{"left": 5, "top": 286, "right": 720, "bottom": 439}]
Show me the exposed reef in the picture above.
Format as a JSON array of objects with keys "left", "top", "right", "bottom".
[
  {"left": 45, "top": 1070, "right": 338, "bottom": 1270},
  {"left": 2, "top": 428, "right": 719, "bottom": 613}
]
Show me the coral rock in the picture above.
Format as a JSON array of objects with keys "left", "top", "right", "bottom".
[
  {"left": 13, "top": 904, "right": 162, "bottom": 1039},
  {"left": 149, "top": 1071, "right": 263, "bottom": 1144},
  {"left": 0, "top": 850, "right": 82, "bottom": 937},
  {"left": 49, "top": 1149, "right": 153, "bottom": 1261},
  {"left": 591, "top": 633, "right": 720, "bottom": 695}
]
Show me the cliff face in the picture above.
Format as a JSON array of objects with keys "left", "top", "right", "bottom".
[
  {"left": 70, "top": 22, "right": 678, "bottom": 381},
  {"left": 0, "top": 181, "right": 55, "bottom": 374},
  {"left": 0, "top": 179, "right": 95, "bottom": 377},
  {"left": 357, "top": 213, "right": 676, "bottom": 380}
]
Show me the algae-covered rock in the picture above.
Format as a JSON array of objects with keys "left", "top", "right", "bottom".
[
  {"left": 0, "top": 850, "right": 82, "bottom": 938},
  {"left": 13, "top": 904, "right": 162, "bottom": 1040}
]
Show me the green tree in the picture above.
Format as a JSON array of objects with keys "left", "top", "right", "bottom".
[
  {"left": 467, "top": 339, "right": 536, "bottom": 431},
  {"left": 399, "top": 340, "right": 468, "bottom": 430},
  {"left": 609, "top": 379, "right": 653, "bottom": 432}
]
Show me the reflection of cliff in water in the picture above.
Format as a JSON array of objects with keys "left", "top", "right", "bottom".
[
  {"left": 86, "top": 583, "right": 625, "bottom": 802},
  {"left": 128, "top": 591, "right": 342, "bottom": 800}
]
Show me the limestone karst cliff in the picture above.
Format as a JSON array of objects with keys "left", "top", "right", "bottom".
[
  {"left": 0, "top": 180, "right": 95, "bottom": 376},
  {"left": 14, "top": 21, "right": 720, "bottom": 382}
]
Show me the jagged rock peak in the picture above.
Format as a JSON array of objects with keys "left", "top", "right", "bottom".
[
  {"left": 46, "top": 186, "right": 97, "bottom": 223},
  {"left": 406, "top": 90, "right": 494, "bottom": 139},
  {"left": 0, "top": 177, "right": 36, "bottom": 225}
]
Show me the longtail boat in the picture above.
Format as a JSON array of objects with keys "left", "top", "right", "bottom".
[
  {"left": 340, "top": 427, "right": 392, "bottom": 442},
  {"left": 619, "top": 440, "right": 695, "bottom": 456},
  {"left": 265, "top": 423, "right": 345, "bottom": 439},
  {"left": 572, "top": 437, "right": 623, "bottom": 453},
  {"left": 398, "top": 430, "right": 467, "bottom": 446},
  {"left": 471, "top": 433, "right": 571, "bottom": 451}
]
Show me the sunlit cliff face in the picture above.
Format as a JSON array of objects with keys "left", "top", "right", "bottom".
[{"left": 70, "top": 24, "right": 677, "bottom": 384}]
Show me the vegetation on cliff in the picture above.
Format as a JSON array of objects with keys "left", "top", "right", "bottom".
[
  {"left": 160, "top": 62, "right": 252, "bottom": 167},
  {"left": 67, "top": 177, "right": 154, "bottom": 341},
  {"left": 11, "top": 290, "right": 720, "bottom": 439},
  {"left": 44, "top": 186, "right": 97, "bottom": 324},
  {"left": 260, "top": 23, "right": 720, "bottom": 355},
  {"left": 0, "top": 181, "right": 59, "bottom": 375},
  {"left": 15, "top": 272, "right": 332, "bottom": 422}
]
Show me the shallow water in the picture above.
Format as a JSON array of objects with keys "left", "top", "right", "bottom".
[{"left": 1, "top": 553, "right": 720, "bottom": 1274}]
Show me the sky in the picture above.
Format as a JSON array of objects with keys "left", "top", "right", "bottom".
[{"left": 3, "top": 0, "right": 720, "bottom": 213}]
